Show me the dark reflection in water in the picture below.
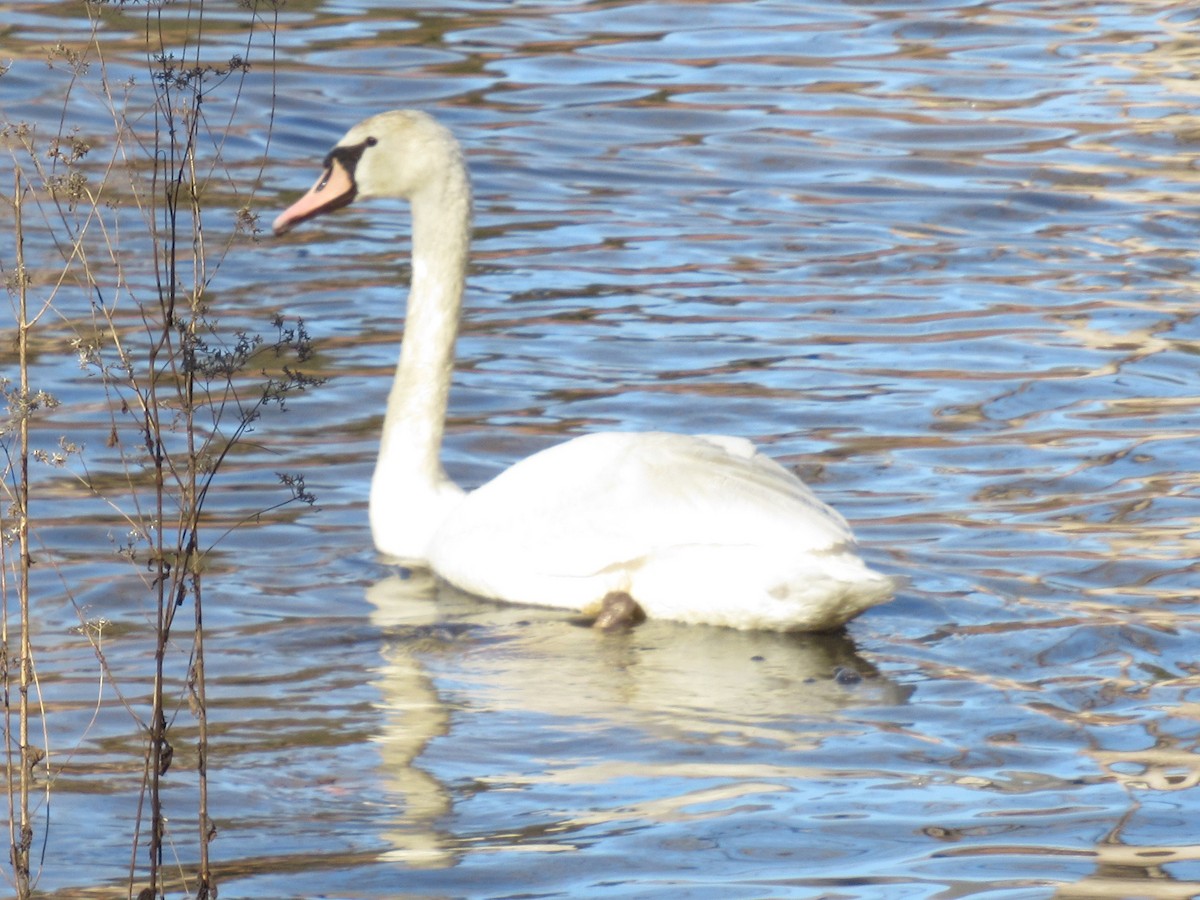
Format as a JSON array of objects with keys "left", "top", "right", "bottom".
[{"left": 6, "top": 0, "right": 1200, "bottom": 897}]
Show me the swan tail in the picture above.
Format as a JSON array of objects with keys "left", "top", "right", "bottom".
[{"left": 629, "top": 545, "right": 893, "bottom": 632}]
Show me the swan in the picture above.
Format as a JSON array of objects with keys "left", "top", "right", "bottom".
[{"left": 273, "top": 110, "right": 893, "bottom": 631}]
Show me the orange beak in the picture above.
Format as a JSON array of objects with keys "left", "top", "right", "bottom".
[{"left": 272, "top": 157, "right": 357, "bottom": 236}]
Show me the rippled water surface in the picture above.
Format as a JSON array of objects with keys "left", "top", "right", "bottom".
[{"left": 4, "top": 0, "right": 1200, "bottom": 897}]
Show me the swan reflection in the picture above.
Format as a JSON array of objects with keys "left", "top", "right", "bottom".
[{"left": 365, "top": 569, "right": 909, "bottom": 866}]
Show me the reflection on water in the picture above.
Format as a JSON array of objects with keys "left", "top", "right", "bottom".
[
  {"left": 5, "top": 0, "right": 1200, "bottom": 896},
  {"left": 367, "top": 570, "right": 911, "bottom": 877}
]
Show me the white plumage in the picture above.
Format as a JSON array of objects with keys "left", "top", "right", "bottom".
[{"left": 274, "top": 110, "right": 892, "bottom": 631}]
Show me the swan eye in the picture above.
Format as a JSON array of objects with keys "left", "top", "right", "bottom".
[{"left": 366, "top": 136, "right": 378, "bottom": 147}]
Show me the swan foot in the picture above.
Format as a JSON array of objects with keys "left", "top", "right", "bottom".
[{"left": 590, "top": 592, "right": 647, "bottom": 631}]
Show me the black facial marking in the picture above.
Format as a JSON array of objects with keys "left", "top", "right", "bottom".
[{"left": 323, "top": 136, "right": 376, "bottom": 181}]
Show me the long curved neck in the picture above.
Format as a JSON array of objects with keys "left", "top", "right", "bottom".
[{"left": 370, "top": 165, "right": 471, "bottom": 558}]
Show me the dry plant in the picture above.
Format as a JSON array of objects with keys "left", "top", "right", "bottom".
[{"left": 1, "top": 1, "right": 315, "bottom": 897}]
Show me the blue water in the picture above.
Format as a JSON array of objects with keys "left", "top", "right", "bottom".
[{"left": 3, "top": 0, "right": 1200, "bottom": 897}]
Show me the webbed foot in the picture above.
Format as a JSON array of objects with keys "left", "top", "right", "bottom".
[{"left": 591, "top": 591, "right": 647, "bottom": 631}]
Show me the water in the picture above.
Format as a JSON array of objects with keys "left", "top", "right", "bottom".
[{"left": 3, "top": 0, "right": 1200, "bottom": 897}]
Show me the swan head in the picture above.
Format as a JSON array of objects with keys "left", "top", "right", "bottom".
[{"left": 272, "top": 109, "right": 466, "bottom": 236}]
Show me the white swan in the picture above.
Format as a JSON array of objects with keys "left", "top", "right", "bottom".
[{"left": 273, "top": 110, "right": 893, "bottom": 631}]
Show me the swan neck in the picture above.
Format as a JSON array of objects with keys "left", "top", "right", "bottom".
[{"left": 371, "top": 171, "right": 471, "bottom": 555}]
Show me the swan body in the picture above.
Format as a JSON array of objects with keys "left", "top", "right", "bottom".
[{"left": 274, "top": 110, "right": 892, "bottom": 631}]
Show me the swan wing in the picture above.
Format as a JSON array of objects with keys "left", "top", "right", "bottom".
[{"left": 428, "top": 431, "right": 881, "bottom": 624}]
